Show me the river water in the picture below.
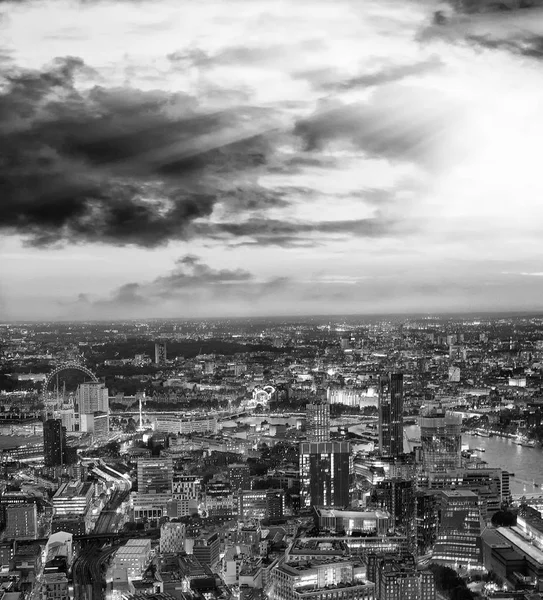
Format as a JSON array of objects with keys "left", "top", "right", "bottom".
[{"left": 405, "top": 425, "right": 543, "bottom": 497}]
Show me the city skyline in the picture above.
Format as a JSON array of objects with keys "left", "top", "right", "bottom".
[{"left": 3, "top": 0, "right": 543, "bottom": 320}]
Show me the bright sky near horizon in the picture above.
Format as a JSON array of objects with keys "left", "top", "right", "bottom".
[{"left": 2, "top": 0, "right": 543, "bottom": 320}]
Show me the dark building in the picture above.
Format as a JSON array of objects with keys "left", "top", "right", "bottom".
[
  {"left": 43, "top": 419, "right": 67, "bottom": 467},
  {"left": 416, "top": 491, "right": 439, "bottom": 555},
  {"left": 368, "top": 553, "right": 435, "bottom": 600},
  {"left": 228, "top": 463, "right": 251, "bottom": 490},
  {"left": 266, "top": 489, "right": 285, "bottom": 519},
  {"left": 378, "top": 373, "right": 404, "bottom": 458},
  {"left": 300, "top": 441, "right": 350, "bottom": 508},
  {"left": 193, "top": 532, "right": 220, "bottom": 569},
  {"left": 371, "top": 478, "right": 416, "bottom": 551}
]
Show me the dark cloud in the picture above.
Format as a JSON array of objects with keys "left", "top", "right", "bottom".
[
  {"left": 193, "top": 216, "right": 396, "bottom": 247},
  {"left": 467, "top": 33, "right": 543, "bottom": 57},
  {"left": 301, "top": 58, "right": 443, "bottom": 93},
  {"left": 0, "top": 56, "right": 278, "bottom": 247}
]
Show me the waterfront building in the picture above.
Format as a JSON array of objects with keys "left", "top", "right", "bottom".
[
  {"left": 419, "top": 405, "right": 462, "bottom": 472},
  {"left": 378, "top": 373, "right": 404, "bottom": 458},
  {"left": 299, "top": 441, "right": 351, "bottom": 508},
  {"left": 153, "top": 415, "right": 218, "bottom": 435},
  {"left": 327, "top": 386, "right": 378, "bottom": 408}
]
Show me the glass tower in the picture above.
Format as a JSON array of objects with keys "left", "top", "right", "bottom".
[
  {"left": 419, "top": 404, "right": 462, "bottom": 472},
  {"left": 378, "top": 373, "right": 404, "bottom": 457}
]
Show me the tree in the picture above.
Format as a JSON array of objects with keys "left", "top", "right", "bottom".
[{"left": 491, "top": 510, "right": 516, "bottom": 527}]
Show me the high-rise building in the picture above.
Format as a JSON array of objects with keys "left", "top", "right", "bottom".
[
  {"left": 137, "top": 458, "right": 173, "bottom": 494},
  {"left": 378, "top": 373, "right": 404, "bottom": 458},
  {"left": 76, "top": 382, "right": 109, "bottom": 414},
  {"left": 419, "top": 405, "right": 462, "bottom": 472},
  {"left": 155, "top": 342, "right": 167, "bottom": 366},
  {"left": 432, "top": 490, "right": 484, "bottom": 568},
  {"left": 160, "top": 522, "right": 185, "bottom": 554},
  {"left": 416, "top": 491, "right": 439, "bottom": 556},
  {"left": 300, "top": 441, "right": 351, "bottom": 508},
  {"left": 306, "top": 398, "right": 330, "bottom": 442},
  {"left": 5, "top": 504, "right": 38, "bottom": 539},
  {"left": 43, "top": 419, "right": 66, "bottom": 467},
  {"left": 371, "top": 478, "right": 416, "bottom": 549}
]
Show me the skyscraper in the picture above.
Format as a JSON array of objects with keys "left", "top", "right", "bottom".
[
  {"left": 372, "top": 478, "right": 416, "bottom": 550},
  {"left": 43, "top": 419, "right": 66, "bottom": 467},
  {"left": 155, "top": 342, "right": 167, "bottom": 366},
  {"left": 300, "top": 441, "right": 350, "bottom": 508},
  {"left": 378, "top": 373, "right": 404, "bottom": 457},
  {"left": 419, "top": 405, "right": 462, "bottom": 472},
  {"left": 76, "top": 382, "right": 109, "bottom": 414},
  {"left": 306, "top": 397, "right": 330, "bottom": 442}
]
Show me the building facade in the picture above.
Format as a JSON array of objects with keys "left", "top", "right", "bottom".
[
  {"left": 378, "top": 373, "right": 404, "bottom": 458},
  {"left": 300, "top": 441, "right": 351, "bottom": 508}
]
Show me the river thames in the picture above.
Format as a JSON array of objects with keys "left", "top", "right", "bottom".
[{"left": 405, "top": 425, "right": 543, "bottom": 498}]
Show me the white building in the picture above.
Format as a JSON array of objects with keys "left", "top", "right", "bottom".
[{"left": 111, "top": 538, "right": 152, "bottom": 580}]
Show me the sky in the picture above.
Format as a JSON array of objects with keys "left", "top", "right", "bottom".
[{"left": 2, "top": 0, "right": 543, "bottom": 320}]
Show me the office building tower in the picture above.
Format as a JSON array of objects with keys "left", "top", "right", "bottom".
[
  {"left": 432, "top": 490, "right": 484, "bottom": 568},
  {"left": 76, "top": 382, "right": 109, "bottom": 414},
  {"left": 419, "top": 405, "right": 462, "bottom": 472},
  {"left": 266, "top": 489, "right": 285, "bottom": 519},
  {"left": 378, "top": 373, "right": 404, "bottom": 458},
  {"left": 155, "top": 342, "right": 167, "bottom": 366},
  {"left": 193, "top": 531, "right": 220, "bottom": 568},
  {"left": 172, "top": 475, "right": 200, "bottom": 517},
  {"left": 137, "top": 458, "right": 173, "bottom": 494},
  {"left": 237, "top": 489, "right": 285, "bottom": 521},
  {"left": 371, "top": 478, "right": 416, "bottom": 548},
  {"left": 228, "top": 463, "right": 251, "bottom": 490},
  {"left": 300, "top": 441, "right": 350, "bottom": 508},
  {"left": 43, "top": 419, "right": 67, "bottom": 467},
  {"left": 369, "top": 554, "right": 435, "bottom": 600},
  {"left": 160, "top": 522, "right": 185, "bottom": 554},
  {"left": 306, "top": 397, "right": 330, "bottom": 442},
  {"left": 416, "top": 492, "right": 439, "bottom": 555},
  {"left": 5, "top": 504, "right": 38, "bottom": 539}
]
